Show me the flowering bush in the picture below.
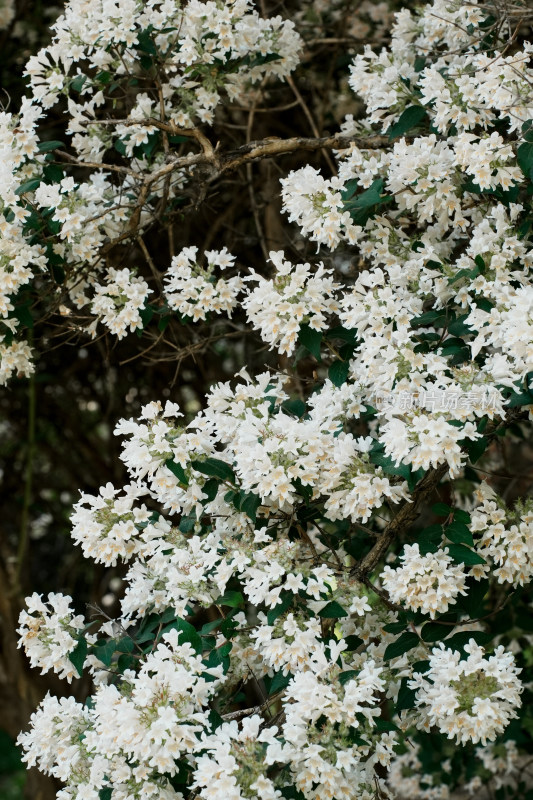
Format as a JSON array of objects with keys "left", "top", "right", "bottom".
[{"left": 4, "top": 0, "right": 533, "bottom": 799}]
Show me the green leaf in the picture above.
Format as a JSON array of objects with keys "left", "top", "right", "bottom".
[
  {"left": 267, "top": 592, "right": 293, "bottom": 624},
  {"left": 69, "top": 637, "right": 87, "bottom": 676},
  {"left": 457, "top": 577, "right": 489, "bottom": 617},
  {"left": 38, "top": 140, "right": 64, "bottom": 153},
  {"left": 474, "top": 254, "right": 486, "bottom": 272},
  {"left": 387, "top": 105, "right": 428, "bottom": 139},
  {"left": 445, "top": 520, "right": 474, "bottom": 546},
  {"left": 136, "top": 29, "right": 157, "bottom": 54},
  {"left": 179, "top": 515, "right": 196, "bottom": 533},
  {"left": 444, "top": 630, "right": 492, "bottom": 652},
  {"left": 467, "top": 435, "right": 488, "bottom": 464},
  {"left": 138, "top": 305, "right": 154, "bottom": 329},
  {"left": 298, "top": 324, "right": 322, "bottom": 361},
  {"left": 204, "top": 641, "right": 231, "bottom": 675},
  {"left": 70, "top": 74, "right": 87, "bottom": 92},
  {"left": 343, "top": 177, "right": 388, "bottom": 223},
  {"left": 383, "top": 631, "right": 419, "bottom": 660},
  {"left": 162, "top": 618, "right": 202, "bottom": 654},
  {"left": 383, "top": 621, "right": 408, "bottom": 634},
  {"left": 99, "top": 789, "right": 112, "bottom": 800},
  {"left": 344, "top": 634, "right": 363, "bottom": 651},
  {"left": 92, "top": 638, "right": 116, "bottom": 668},
  {"left": 352, "top": 178, "right": 384, "bottom": 208},
  {"left": 375, "top": 719, "right": 399, "bottom": 732},
  {"left": 239, "top": 491, "right": 261, "bottom": 522},
  {"left": 421, "top": 621, "right": 455, "bottom": 642},
  {"left": 96, "top": 70, "right": 112, "bottom": 85},
  {"left": 328, "top": 360, "right": 350, "bottom": 387},
  {"left": 281, "top": 787, "right": 306, "bottom": 800},
  {"left": 13, "top": 304, "right": 33, "bottom": 330},
  {"left": 318, "top": 601, "right": 348, "bottom": 618},
  {"left": 340, "top": 178, "right": 358, "bottom": 201},
  {"left": 410, "top": 310, "right": 445, "bottom": 327},
  {"left": 338, "top": 669, "right": 358, "bottom": 685},
  {"left": 369, "top": 444, "right": 411, "bottom": 480},
  {"left": 268, "top": 670, "right": 292, "bottom": 695},
  {"left": 117, "top": 653, "right": 136, "bottom": 672},
  {"left": 411, "top": 659, "right": 430, "bottom": 673},
  {"left": 448, "top": 315, "right": 472, "bottom": 336},
  {"left": 116, "top": 636, "right": 135, "bottom": 654},
  {"left": 282, "top": 398, "right": 306, "bottom": 418},
  {"left": 324, "top": 326, "right": 358, "bottom": 344},
  {"left": 517, "top": 141, "right": 533, "bottom": 179},
  {"left": 432, "top": 502, "right": 452, "bottom": 516},
  {"left": 202, "top": 478, "right": 219, "bottom": 503},
  {"left": 216, "top": 591, "right": 244, "bottom": 609},
  {"left": 191, "top": 457, "right": 235, "bottom": 483},
  {"left": 165, "top": 458, "right": 189, "bottom": 486},
  {"left": 522, "top": 119, "right": 533, "bottom": 142},
  {"left": 396, "top": 677, "right": 417, "bottom": 712},
  {"left": 507, "top": 388, "right": 533, "bottom": 408},
  {"left": 15, "top": 179, "right": 41, "bottom": 195},
  {"left": 447, "top": 543, "right": 486, "bottom": 565},
  {"left": 293, "top": 477, "right": 313, "bottom": 503},
  {"left": 43, "top": 163, "right": 64, "bottom": 183},
  {"left": 416, "top": 524, "right": 442, "bottom": 554}
]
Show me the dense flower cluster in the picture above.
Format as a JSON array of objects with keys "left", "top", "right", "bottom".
[
  {"left": 164, "top": 246, "right": 243, "bottom": 321},
  {"left": 17, "top": 593, "right": 93, "bottom": 682},
  {"left": 280, "top": 165, "right": 363, "bottom": 249},
  {"left": 409, "top": 640, "right": 522, "bottom": 745},
  {"left": 88, "top": 268, "right": 152, "bottom": 339},
  {"left": 381, "top": 543, "right": 468, "bottom": 618},
  {"left": 243, "top": 250, "right": 339, "bottom": 354},
  {"left": 70, "top": 481, "right": 166, "bottom": 566},
  {"left": 19, "top": 628, "right": 225, "bottom": 797},
  {"left": 26, "top": 0, "right": 302, "bottom": 131},
  {"left": 0, "top": 0, "right": 303, "bottom": 385},
  {"left": 470, "top": 482, "right": 533, "bottom": 586},
  {"left": 11, "top": 0, "right": 533, "bottom": 798}
]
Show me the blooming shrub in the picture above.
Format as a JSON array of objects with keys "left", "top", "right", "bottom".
[{"left": 5, "top": 0, "right": 533, "bottom": 798}]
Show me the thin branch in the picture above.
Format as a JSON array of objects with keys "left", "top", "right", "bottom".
[{"left": 286, "top": 74, "right": 337, "bottom": 175}]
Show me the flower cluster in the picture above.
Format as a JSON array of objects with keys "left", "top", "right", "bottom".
[
  {"left": 349, "top": 0, "right": 533, "bottom": 133},
  {"left": 470, "top": 483, "right": 533, "bottom": 586},
  {"left": 381, "top": 543, "right": 468, "bottom": 618},
  {"left": 0, "top": 103, "right": 46, "bottom": 383},
  {"left": 11, "top": 0, "right": 533, "bottom": 797},
  {"left": 17, "top": 593, "right": 92, "bottom": 682},
  {"left": 88, "top": 268, "right": 152, "bottom": 340},
  {"left": 192, "top": 716, "right": 280, "bottom": 800},
  {"left": 243, "top": 250, "right": 339, "bottom": 354},
  {"left": 70, "top": 481, "right": 169, "bottom": 566},
  {"left": 19, "top": 628, "right": 225, "bottom": 796},
  {"left": 26, "top": 0, "right": 302, "bottom": 145},
  {"left": 164, "top": 246, "right": 243, "bottom": 321},
  {"left": 280, "top": 165, "right": 363, "bottom": 249},
  {"left": 409, "top": 640, "right": 522, "bottom": 745}
]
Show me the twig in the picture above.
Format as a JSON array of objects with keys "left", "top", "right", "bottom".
[{"left": 286, "top": 75, "right": 337, "bottom": 175}]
